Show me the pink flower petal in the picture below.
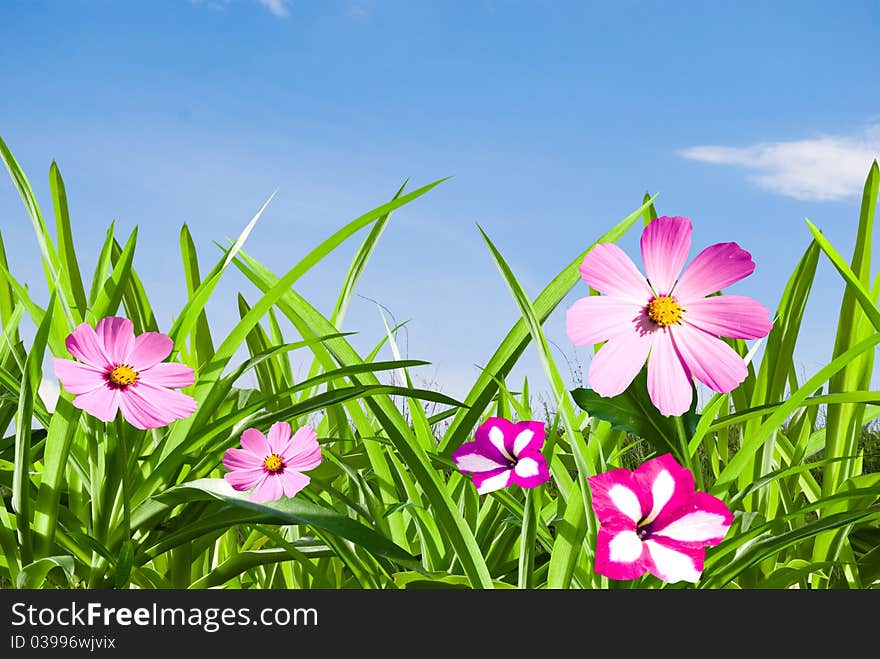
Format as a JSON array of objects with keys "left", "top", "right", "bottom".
[
  {"left": 587, "top": 323, "right": 654, "bottom": 397},
  {"left": 95, "top": 317, "right": 135, "bottom": 365},
  {"left": 127, "top": 332, "right": 174, "bottom": 371},
  {"left": 279, "top": 471, "right": 310, "bottom": 498},
  {"left": 588, "top": 468, "right": 649, "bottom": 527},
  {"left": 647, "top": 329, "right": 693, "bottom": 417},
  {"left": 251, "top": 474, "right": 284, "bottom": 503},
  {"left": 509, "top": 450, "right": 550, "bottom": 489},
  {"left": 65, "top": 323, "right": 112, "bottom": 369},
  {"left": 633, "top": 453, "right": 695, "bottom": 526},
  {"left": 672, "top": 323, "right": 748, "bottom": 394},
  {"left": 672, "top": 242, "right": 756, "bottom": 302},
  {"left": 240, "top": 428, "right": 272, "bottom": 458},
  {"left": 579, "top": 243, "right": 653, "bottom": 303},
  {"left": 640, "top": 216, "right": 692, "bottom": 296},
  {"left": 684, "top": 295, "right": 773, "bottom": 340},
  {"left": 643, "top": 538, "right": 705, "bottom": 583},
  {"left": 471, "top": 467, "right": 513, "bottom": 494},
  {"left": 224, "top": 467, "right": 266, "bottom": 491},
  {"left": 281, "top": 426, "right": 322, "bottom": 472},
  {"left": 118, "top": 382, "right": 197, "bottom": 430},
  {"left": 594, "top": 528, "right": 648, "bottom": 581},
  {"left": 72, "top": 385, "right": 122, "bottom": 422},
  {"left": 53, "top": 358, "right": 107, "bottom": 395},
  {"left": 452, "top": 443, "right": 509, "bottom": 474},
  {"left": 267, "top": 421, "right": 292, "bottom": 454},
  {"left": 138, "top": 362, "right": 195, "bottom": 388},
  {"left": 223, "top": 447, "right": 265, "bottom": 471},
  {"left": 652, "top": 492, "right": 734, "bottom": 547},
  {"left": 565, "top": 295, "right": 646, "bottom": 346}
]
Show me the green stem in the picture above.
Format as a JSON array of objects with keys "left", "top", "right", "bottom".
[
  {"left": 518, "top": 487, "right": 538, "bottom": 589},
  {"left": 114, "top": 416, "right": 131, "bottom": 541},
  {"left": 673, "top": 414, "right": 703, "bottom": 491},
  {"left": 86, "top": 417, "right": 103, "bottom": 588}
]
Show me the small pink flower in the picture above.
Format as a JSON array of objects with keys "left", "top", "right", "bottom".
[
  {"left": 588, "top": 454, "right": 734, "bottom": 583},
  {"left": 53, "top": 316, "right": 197, "bottom": 429},
  {"left": 452, "top": 417, "right": 549, "bottom": 494},
  {"left": 223, "top": 422, "right": 322, "bottom": 503},
  {"left": 566, "top": 216, "right": 773, "bottom": 416}
]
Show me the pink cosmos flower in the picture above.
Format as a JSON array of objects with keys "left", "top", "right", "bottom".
[
  {"left": 223, "top": 422, "right": 322, "bottom": 503},
  {"left": 566, "top": 216, "right": 773, "bottom": 416},
  {"left": 53, "top": 317, "right": 197, "bottom": 429},
  {"left": 588, "top": 453, "right": 734, "bottom": 583},
  {"left": 452, "top": 417, "right": 550, "bottom": 494}
]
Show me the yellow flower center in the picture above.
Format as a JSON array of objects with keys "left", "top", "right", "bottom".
[
  {"left": 263, "top": 454, "right": 284, "bottom": 473},
  {"left": 108, "top": 364, "right": 139, "bottom": 387},
  {"left": 647, "top": 295, "right": 685, "bottom": 327}
]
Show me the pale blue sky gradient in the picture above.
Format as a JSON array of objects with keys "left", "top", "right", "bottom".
[{"left": 1, "top": 0, "right": 878, "bottom": 401}]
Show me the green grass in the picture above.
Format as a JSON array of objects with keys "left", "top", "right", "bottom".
[{"left": 0, "top": 135, "right": 877, "bottom": 589}]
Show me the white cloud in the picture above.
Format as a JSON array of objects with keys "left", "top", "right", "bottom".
[
  {"left": 346, "top": 4, "right": 369, "bottom": 20},
  {"left": 258, "top": 0, "right": 290, "bottom": 17},
  {"left": 680, "top": 125, "right": 880, "bottom": 201}
]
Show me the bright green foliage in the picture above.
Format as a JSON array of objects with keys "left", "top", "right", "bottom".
[{"left": 0, "top": 138, "right": 877, "bottom": 589}]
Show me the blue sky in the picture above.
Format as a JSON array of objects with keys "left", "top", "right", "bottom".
[{"left": 1, "top": 0, "right": 879, "bottom": 402}]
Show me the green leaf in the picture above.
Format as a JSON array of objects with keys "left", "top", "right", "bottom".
[
  {"left": 156, "top": 478, "right": 422, "bottom": 571},
  {"left": 13, "top": 292, "right": 56, "bottom": 565},
  {"left": 113, "top": 540, "right": 135, "bottom": 589},
  {"left": 761, "top": 560, "right": 835, "bottom": 589},
  {"left": 570, "top": 369, "right": 699, "bottom": 463},
  {"left": 49, "top": 161, "right": 88, "bottom": 320},
  {"left": 702, "top": 506, "right": 880, "bottom": 588},
  {"left": 393, "top": 571, "right": 516, "bottom": 589},
  {"left": 33, "top": 397, "right": 82, "bottom": 554},
  {"left": 88, "top": 227, "right": 137, "bottom": 322},
  {"left": 16, "top": 555, "right": 75, "bottom": 589}
]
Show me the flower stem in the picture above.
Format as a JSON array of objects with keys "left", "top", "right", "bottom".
[
  {"left": 113, "top": 416, "right": 131, "bottom": 542},
  {"left": 673, "top": 414, "right": 703, "bottom": 491},
  {"left": 518, "top": 487, "right": 538, "bottom": 589}
]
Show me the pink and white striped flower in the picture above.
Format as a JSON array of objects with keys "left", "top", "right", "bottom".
[
  {"left": 566, "top": 216, "right": 773, "bottom": 416},
  {"left": 588, "top": 453, "right": 734, "bottom": 583},
  {"left": 452, "top": 417, "right": 549, "bottom": 494}
]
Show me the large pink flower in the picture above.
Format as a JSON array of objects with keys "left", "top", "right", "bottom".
[
  {"left": 53, "top": 316, "right": 197, "bottom": 429},
  {"left": 566, "top": 216, "right": 773, "bottom": 416},
  {"left": 452, "top": 417, "right": 549, "bottom": 494},
  {"left": 588, "top": 454, "right": 734, "bottom": 583},
  {"left": 223, "top": 422, "right": 322, "bottom": 503}
]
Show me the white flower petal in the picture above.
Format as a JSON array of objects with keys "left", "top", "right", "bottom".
[
  {"left": 476, "top": 470, "right": 513, "bottom": 494},
  {"left": 654, "top": 511, "right": 730, "bottom": 543},
  {"left": 514, "top": 457, "right": 540, "bottom": 478},
  {"left": 609, "top": 484, "right": 643, "bottom": 524},
  {"left": 644, "top": 469, "right": 675, "bottom": 524},
  {"left": 608, "top": 531, "right": 644, "bottom": 563},
  {"left": 454, "top": 453, "right": 508, "bottom": 473},
  {"left": 512, "top": 429, "right": 534, "bottom": 456},
  {"left": 488, "top": 425, "right": 514, "bottom": 461},
  {"left": 644, "top": 540, "right": 702, "bottom": 583}
]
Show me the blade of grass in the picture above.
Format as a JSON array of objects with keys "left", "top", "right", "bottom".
[
  {"left": 13, "top": 293, "right": 57, "bottom": 565},
  {"left": 441, "top": 195, "right": 656, "bottom": 454}
]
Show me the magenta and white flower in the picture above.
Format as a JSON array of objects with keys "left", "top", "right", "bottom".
[
  {"left": 223, "top": 421, "right": 322, "bottom": 503},
  {"left": 588, "top": 453, "right": 734, "bottom": 583},
  {"left": 452, "top": 417, "right": 550, "bottom": 494},
  {"left": 53, "top": 316, "right": 197, "bottom": 429},
  {"left": 566, "top": 216, "right": 773, "bottom": 416}
]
